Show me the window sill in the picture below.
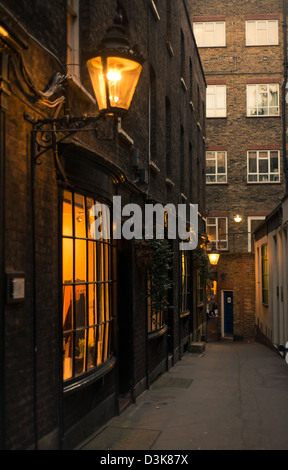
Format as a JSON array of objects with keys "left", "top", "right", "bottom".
[
  {"left": 166, "top": 178, "right": 175, "bottom": 187},
  {"left": 247, "top": 181, "right": 281, "bottom": 185},
  {"left": 149, "top": 0, "right": 160, "bottom": 20},
  {"left": 207, "top": 116, "right": 227, "bottom": 119},
  {"left": 246, "top": 44, "right": 279, "bottom": 47},
  {"left": 149, "top": 160, "right": 160, "bottom": 173},
  {"left": 246, "top": 115, "right": 281, "bottom": 118},
  {"left": 166, "top": 40, "right": 174, "bottom": 57},
  {"left": 181, "top": 77, "right": 187, "bottom": 91},
  {"left": 63, "top": 355, "right": 116, "bottom": 396},
  {"left": 148, "top": 324, "right": 168, "bottom": 341},
  {"left": 206, "top": 182, "right": 228, "bottom": 185},
  {"left": 180, "top": 310, "right": 190, "bottom": 319}
]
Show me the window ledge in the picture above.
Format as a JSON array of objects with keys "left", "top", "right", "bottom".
[
  {"left": 180, "top": 310, "right": 190, "bottom": 319},
  {"left": 149, "top": 0, "right": 160, "bottom": 20},
  {"left": 181, "top": 77, "right": 187, "bottom": 91},
  {"left": 246, "top": 115, "right": 281, "bottom": 118},
  {"left": 190, "top": 101, "right": 195, "bottom": 112},
  {"left": 166, "top": 178, "right": 175, "bottom": 187},
  {"left": 206, "top": 182, "right": 228, "bottom": 185},
  {"left": 149, "top": 160, "right": 160, "bottom": 173},
  {"left": 207, "top": 116, "right": 227, "bottom": 119},
  {"left": 247, "top": 181, "right": 281, "bottom": 185},
  {"left": 166, "top": 40, "right": 174, "bottom": 57},
  {"left": 63, "top": 355, "right": 116, "bottom": 396},
  {"left": 148, "top": 324, "right": 168, "bottom": 341}
]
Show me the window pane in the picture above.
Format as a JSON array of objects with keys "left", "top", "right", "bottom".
[
  {"left": 194, "top": 23, "right": 204, "bottom": 47},
  {"left": 217, "top": 152, "right": 226, "bottom": 173},
  {"left": 63, "top": 285, "right": 73, "bottom": 331},
  {"left": 63, "top": 191, "right": 73, "bottom": 236},
  {"left": 75, "top": 239, "right": 86, "bottom": 282},
  {"left": 216, "top": 86, "right": 226, "bottom": 109},
  {"left": 215, "top": 22, "right": 225, "bottom": 46},
  {"left": 248, "top": 174, "right": 258, "bottom": 182},
  {"left": 207, "top": 175, "right": 216, "bottom": 183},
  {"left": 206, "top": 159, "right": 216, "bottom": 174},
  {"left": 207, "top": 226, "right": 216, "bottom": 241},
  {"left": 74, "top": 194, "right": 86, "bottom": 238},
  {"left": 63, "top": 238, "right": 73, "bottom": 283},
  {"left": 257, "top": 21, "right": 267, "bottom": 45},
  {"left": 87, "top": 328, "right": 96, "bottom": 370},
  {"left": 218, "top": 218, "right": 227, "bottom": 240},
  {"left": 269, "top": 85, "right": 278, "bottom": 106},
  {"left": 259, "top": 158, "right": 268, "bottom": 174},
  {"left": 63, "top": 332, "right": 73, "bottom": 381},
  {"left": 217, "top": 174, "right": 227, "bottom": 183},
  {"left": 88, "top": 241, "right": 97, "bottom": 282},
  {"left": 88, "top": 283, "right": 96, "bottom": 326},
  {"left": 246, "top": 21, "right": 256, "bottom": 45},
  {"left": 268, "top": 21, "right": 278, "bottom": 45},
  {"left": 75, "top": 285, "right": 86, "bottom": 329},
  {"left": 248, "top": 152, "right": 257, "bottom": 173},
  {"left": 270, "top": 151, "right": 279, "bottom": 173},
  {"left": 75, "top": 329, "right": 86, "bottom": 377}
]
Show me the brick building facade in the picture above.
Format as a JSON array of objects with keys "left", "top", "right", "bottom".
[
  {"left": 188, "top": 0, "right": 287, "bottom": 341},
  {"left": 0, "top": 0, "right": 206, "bottom": 449}
]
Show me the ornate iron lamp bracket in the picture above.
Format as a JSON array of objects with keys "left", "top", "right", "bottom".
[{"left": 24, "top": 112, "right": 115, "bottom": 165}]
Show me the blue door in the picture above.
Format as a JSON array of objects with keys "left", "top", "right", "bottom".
[{"left": 224, "top": 291, "right": 233, "bottom": 335}]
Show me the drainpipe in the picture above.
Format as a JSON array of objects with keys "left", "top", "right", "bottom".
[
  {"left": 0, "top": 52, "right": 9, "bottom": 450},
  {"left": 283, "top": 0, "right": 288, "bottom": 193}
]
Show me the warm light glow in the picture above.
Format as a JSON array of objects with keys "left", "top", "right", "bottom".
[
  {"left": 87, "top": 55, "right": 143, "bottom": 113},
  {"left": 107, "top": 70, "right": 122, "bottom": 81},
  {"left": 234, "top": 215, "right": 242, "bottom": 223},
  {"left": 0, "top": 26, "right": 9, "bottom": 37},
  {"left": 208, "top": 253, "right": 220, "bottom": 265}
]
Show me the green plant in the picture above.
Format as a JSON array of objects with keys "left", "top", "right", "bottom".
[
  {"left": 147, "top": 239, "right": 173, "bottom": 325},
  {"left": 195, "top": 246, "right": 213, "bottom": 300}
]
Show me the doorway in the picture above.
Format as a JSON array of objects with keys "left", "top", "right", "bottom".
[{"left": 222, "top": 291, "right": 233, "bottom": 337}]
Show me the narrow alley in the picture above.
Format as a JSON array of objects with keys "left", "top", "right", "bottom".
[{"left": 78, "top": 341, "right": 288, "bottom": 451}]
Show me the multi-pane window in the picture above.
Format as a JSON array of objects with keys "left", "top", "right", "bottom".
[
  {"left": 206, "top": 151, "right": 227, "bottom": 183},
  {"left": 180, "top": 252, "right": 191, "bottom": 314},
  {"left": 207, "top": 85, "right": 226, "bottom": 118},
  {"left": 246, "top": 20, "right": 278, "bottom": 46},
  {"left": 62, "top": 190, "right": 116, "bottom": 382},
  {"left": 261, "top": 244, "right": 269, "bottom": 305},
  {"left": 207, "top": 217, "right": 228, "bottom": 251},
  {"left": 193, "top": 22, "right": 226, "bottom": 47},
  {"left": 67, "top": 0, "right": 80, "bottom": 80},
  {"left": 247, "top": 84, "right": 279, "bottom": 116},
  {"left": 247, "top": 150, "right": 280, "bottom": 183}
]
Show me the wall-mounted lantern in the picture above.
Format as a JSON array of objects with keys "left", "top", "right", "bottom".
[
  {"left": 208, "top": 253, "right": 220, "bottom": 265},
  {"left": 87, "top": 8, "right": 144, "bottom": 116}
]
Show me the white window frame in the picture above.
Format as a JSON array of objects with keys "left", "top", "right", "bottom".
[
  {"left": 67, "top": 0, "right": 80, "bottom": 81},
  {"left": 207, "top": 217, "right": 228, "bottom": 251},
  {"left": 206, "top": 151, "right": 227, "bottom": 184},
  {"left": 207, "top": 85, "right": 227, "bottom": 118},
  {"left": 247, "top": 84, "right": 279, "bottom": 117},
  {"left": 245, "top": 20, "right": 278, "bottom": 46},
  {"left": 248, "top": 216, "right": 266, "bottom": 252},
  {"left": 247, "top": 150, "right": 280, "bottom": 183},
  {"left": 193, "top": 22, "right": 226, "bottom": 48}
]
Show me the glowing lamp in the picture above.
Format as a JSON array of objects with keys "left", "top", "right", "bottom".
[
  {"left": 87, "top": 8, "right": 144, "bottom": 116},
  {"left": 208, "top": 253, "right": 220, "bottom": 265}
]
